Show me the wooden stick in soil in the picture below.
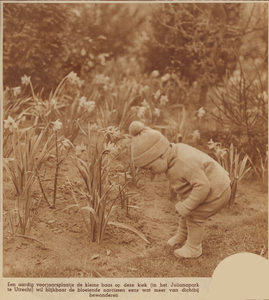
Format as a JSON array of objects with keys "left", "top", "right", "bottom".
[{"left": 35, "top": 168, "right": 52, "bottom": 208}]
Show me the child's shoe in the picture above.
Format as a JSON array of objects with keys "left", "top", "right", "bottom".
[
  {"left": 167, "top": 234, "right": 187, "bottom": 247},
  {"left": 174, "top": 241, "right": 202, "bottom": 258},
  {"left": 173, "top": 222, "right": 204, "bottom": 258},
  {"left": 167, "top": 217, "right": 187, "bottom": 247}
]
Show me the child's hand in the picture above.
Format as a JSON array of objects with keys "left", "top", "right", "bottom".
[
  {"left": 175, "top": 201, "right": 190, "bottom": 218},
  {"left": 175, "top": 202, "right": 182, "bottom": 215}
]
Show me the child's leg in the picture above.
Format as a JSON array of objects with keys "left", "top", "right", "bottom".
[
  {"left": 173, "top": 186, "right": 231, "bottom": 258},
  {"left": 167, "top": 217, "right": 187, "bottom": 247},
  {"left": 174, "top": 216, "right": 205, "bottom": 258}
]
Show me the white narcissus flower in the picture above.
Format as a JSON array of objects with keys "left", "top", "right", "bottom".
[
  {"left": 151, "top": 70, "right": 159, "bottom": 78},
  {"left": 21, "top": 75, "right": 31, "bottom": 86},
  {"left": 88, "top": 61, "right": 94, "bottom": 68},
  {"left": 154, "top": 90, "right": 161, "bottom": 101},
  {"left": 104, "top": 142, "right": 119, "bottom": 155},
  {"left": 141, "top": 99, "right": 150, "bottom": 109},
  {"left": 67, "top": 72, "right": 84, "bottom": 87},
  {"left": 79, "top": 96, "right": 87, "bottom": 107},
  {"left": 153, "top": 108, "right": 161, "bottom": 117},
  {"left": 160, "top": 95, "right": 169, "bottom": 106},
  {"left": 105, "top": 126, "right": 121, "bottom": 140},
  {"left": 59, "top": 139, "right": 71, "bottom": 151},
  {"left": 13, "top": 86, "right": 21, "bottom": 97},
  {"left": 94, "top": 74, "right": 110, "bottom": 85},
  {"left": 207, "top": 139, "right": 220, "bottom": 150},
  {"left": 51, "top": 119, "right": 62, "bottom": 131},
  {"left": 191, "top": 130, "right": 200, "bottom": 142},
  {"left": 75, "top": 142, "right": 87, "bottom": 156},
  {"left": 50, "top": 98, "right": 57, "bottom": 109},
  {"left": 97, "top": 53, "right": 109, "bottom": 66},
  {"left": 197, "top": 107, "right": 205, "bottom": 118},
  {"left": 215, "top": 147, "right": 228, "bottom": 159},
  {"left": 161, "top": 73, "right": 171, "bottom": 82},
  {"left": 137, "top": 106, "right": 147, "bottom": 119},
  {"left": 4, "top": 116, "right": 18, "bottom": 132},
  {"left": 81, "top": 48, "right": 86, "bottom": 56},
  {"left": 140, "top": 85, "right": 149, "bottom": 94},
  {"left": 84, "top": 101, "right": 95, "bottom": 113},
  {"left": 67, "top": 71, "right": 77, "bottom": 82},
  {"left": 192, "top": 81, "right": 198, "bottom": 89}
]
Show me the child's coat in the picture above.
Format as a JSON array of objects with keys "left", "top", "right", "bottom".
[{"left": 165, "top": 143, "right": 231, "bottom": 218}]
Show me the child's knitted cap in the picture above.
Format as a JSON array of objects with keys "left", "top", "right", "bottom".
[{"left": 129, "top": 121, "right": 170, "bottom": 168}]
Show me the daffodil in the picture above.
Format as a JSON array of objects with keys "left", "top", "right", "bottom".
[
  {"left": 160, "top": 95, "right": 169, "bottom": 106},
  {"left": 4, "top": 116, "right": 18, "bottom": 132},
  {"left": 197, "top": 107, "right": 205, "bottom": 118},
  {"left": 192, "top": 81, "right": 198, "bottom": 89},
  {"left": 141, "top": 99, "right": 150, "bottom": 110},
  {"left": 161, "top": 73, "right": 171, "bottom": 82},
  {"left": 139, "top": 85, "right": 149, "bottom": 95},
  {"left": 59, "top": 139, "right": 71, "bottom": 151},
  {"left": 105, "top": 126, "right": 121, "bottom": 140},
  {"left": 78, "top": 96, "right": 87, "bottom": 107},
  {"left": 97, "top": 53, "right": 109, "bottom": 66},
  {"left": 137, "top": 106, "right": 147, "bottom": 119},
  {"left": 49, "top": 98, "right": 57, "bottom": 110},
  {"left": 215, "top": 147, "right": 228, "bottom": 160},
  {"left": 67, "top": 71, "right": 78, "bottom": 83},
  {"left": 154, "top": 90, "right": 161, "bottom": 101},
  {"left": 153, "top": 108, "right": 161, "bottom": 117},
  {"left": 13, "top": 86, "right": 21, "bottom": 97},
  {"left": 21, "top": 75, "right": 31, "bottom": 86},
  {"left": 51, "top": 119, "right": 62, "bottom": 131},
  {"left": 190, "top": 130, "right": 200, "bottom": 142},
  {"left": 94, "top": 74, "right": 110, "bottom": 85},
  {"left": 104, "top": 141, "right": 119, "bottom": 155},
  {"left": 207, "top": 139, "right": 220, "bottom": 150},
  {"left": 84, "top": 101, "right": 95, "bottom": 113},
  {"left": 151, "top": 70, "right": 160, "bottom": 78}
]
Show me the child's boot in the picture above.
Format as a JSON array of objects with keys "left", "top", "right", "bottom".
[
  {"left": 174, "top": 223, "right": 205, "bottom": 258},
  {"left": 167, "top": 217, "right": 187, "bottom": 247}
]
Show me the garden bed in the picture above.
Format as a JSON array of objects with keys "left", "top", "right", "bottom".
[{"left": 3, "top": 155, "right": 268, "bottom": 278}]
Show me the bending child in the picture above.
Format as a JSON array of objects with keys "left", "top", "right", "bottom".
[{"left": 129, "top": 121, "right": 231, "bottom": 259}]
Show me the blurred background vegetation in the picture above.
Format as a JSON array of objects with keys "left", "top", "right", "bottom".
[{"left": 3, "top": 2, "right": 268, "bottom": 181}]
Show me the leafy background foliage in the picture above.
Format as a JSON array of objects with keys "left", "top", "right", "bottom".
[
  {"left": 3, "top": 3, "right": 145, "bottom": 94},
  {"left": 3, "top": 2, "right": 268, "bottom": 171}
]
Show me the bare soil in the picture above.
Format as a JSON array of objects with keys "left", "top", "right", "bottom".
[{"left": 2, "top": 151, "right": 268, "bottom": 278}]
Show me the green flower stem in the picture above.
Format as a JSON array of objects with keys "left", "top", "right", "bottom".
[
  {"left": 35, "top": 168, "right": 52, "bottom": 208},
  {"left": 52, "top": 75, "right": 69, "bottom": 100},
  {"left": 29, "top": 81, "right": 38, "bottom": 102},
  {"left": 52, "top": 131, "right": 59, "bottom": 208}
]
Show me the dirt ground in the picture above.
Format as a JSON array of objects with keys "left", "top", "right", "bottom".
[{"left": 2, "top": 151, "right": 268, "bottom": 278}]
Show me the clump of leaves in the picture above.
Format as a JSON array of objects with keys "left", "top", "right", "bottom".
[
  {"left": 65, "top": 123, "right": 149, "bottom": 244},
  {"left": 208, "top": 140, "right": 251, "bottom": 208},
  {"left": 3, "top": 120, "right": 54, "bottom": 236}
]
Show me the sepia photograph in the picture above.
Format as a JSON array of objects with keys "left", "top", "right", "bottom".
[{"left": 1, "top": 1, "right": 268, "bottom": 299}]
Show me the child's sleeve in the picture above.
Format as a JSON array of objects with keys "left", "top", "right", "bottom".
[{"left": 175, "top": 167, "right": 211, "bottom": 217}]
